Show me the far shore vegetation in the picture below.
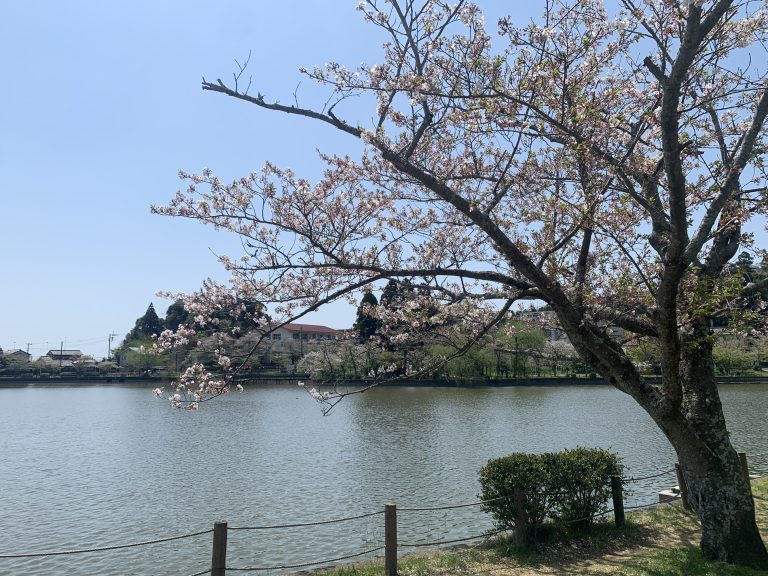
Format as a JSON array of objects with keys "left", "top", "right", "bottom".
[{"left": 3, "top": 259, "right": 768, "bottom": 381}]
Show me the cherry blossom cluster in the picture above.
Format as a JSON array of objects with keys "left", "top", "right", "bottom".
[{"left": 153, "top": 362, "right": 243, "bottom": 410}]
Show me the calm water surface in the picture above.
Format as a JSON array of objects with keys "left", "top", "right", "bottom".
[{"left": 1, "top": 383, "right": 766, "bottom": 575}]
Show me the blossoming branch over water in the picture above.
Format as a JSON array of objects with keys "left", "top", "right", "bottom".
[{"left": 153, "top": 362, "right": 243, "bottom": 409}]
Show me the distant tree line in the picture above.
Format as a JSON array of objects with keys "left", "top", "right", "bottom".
[
  {"left": 106, "top": 259, "right": 768, "bottom": 378},
  {"left": 113, "top": 299, "right": 268, "bottom": 372}
]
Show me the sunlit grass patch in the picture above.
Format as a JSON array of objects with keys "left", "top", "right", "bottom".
[{"left": 616, "top": 545, "right": 768, "bottom": 576}]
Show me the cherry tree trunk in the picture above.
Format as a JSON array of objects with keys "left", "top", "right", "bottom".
[
  {"left": 672, "top": 431, "right": 766, "bottom": 567},
  {"left": 652, "top": 333, "right": 767, "bottom": 568}
]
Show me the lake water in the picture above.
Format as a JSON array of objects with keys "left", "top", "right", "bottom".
[{"left": 1, "top": 383, "right": 766, "bottom": 575}]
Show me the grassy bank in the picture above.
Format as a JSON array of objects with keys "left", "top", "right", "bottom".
[{"left": 314, "top": 478, "right": 768, "bottom": 576}]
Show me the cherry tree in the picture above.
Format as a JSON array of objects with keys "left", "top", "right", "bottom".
[{"left": 154, "top": 0, "right": 768, "bottom": 566}]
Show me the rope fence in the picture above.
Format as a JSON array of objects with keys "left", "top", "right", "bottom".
[
  {"left": 227, "top": 509, "right": 384, "bottom": 531},
  {"left": 400, "top": 528, "right": 508, "bottom": 549},
  {"left": 399, "top": 495, "right": 684, "bottom": 551},
  {"left": 226, "top": 545, "right": 386, "bottom": 572},
  {"left": 0, "top": 529, "right": 213, "bottom": 559},
  {"left": 624, "top": 468, "right": 677, "bottom": 483},
  {"left": 399, "top": 496, "right": 505, "bottom": 512},
  {"left": 1, "top": 451, "right": 764, "bottom": 576}
]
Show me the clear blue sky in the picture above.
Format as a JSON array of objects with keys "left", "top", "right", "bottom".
[{"left": 1, "top": 2, "right": 532, "bottom": 359}]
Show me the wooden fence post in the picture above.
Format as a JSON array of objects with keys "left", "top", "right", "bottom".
[
  {"left": 211, "top": 520, "right": 228, "bottom": 576},
  {"left": 675, "top": 464, "right": 690, "bottom": 510},
  {"left": 738, "top": 452, "right": 752, "bottom": 497},
  {"left": 385, "top": 503, "right": 397, "bottom": 576},
  {"left": 611, "top": 476, "right": 625, "bottom": 528},
  {"left": 513, "top": 490, "right": 527, "bottom": 546}
]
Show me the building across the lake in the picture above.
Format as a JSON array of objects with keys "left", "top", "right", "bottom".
[
  {"left": 518, "top": 308, "right": 624, "bottom": 341},
  {"left": 2, "top": 349, "right": 31, "bottom": 362},
  {"left": 269, "top": 323, "right": 343, "bottom": 345},
  {"left": 260, "top": 323, "right": 347, "bottom": 368},
  {"left": 41, "top": 349, "right": 86, "bottom": 368},
  {"left": 45, "top": 349, "right": 84, "bottom": 361}
]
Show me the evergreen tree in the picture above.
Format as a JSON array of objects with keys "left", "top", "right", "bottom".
[
  {"left": 125, "top": 303, "right": 165, "bottom": 341},
  {"left": 164, "top": 300, "right": 190, "bottom": 331},
  {"left": 720, "top": 252, "right": 768, "bottom": 321},
  {"left": 354, "top": 291, "right": 379, "bottom": 341},
  {"left": 228, "top": 300, "right": 267, "bottom": 333},
  {"left": 379, "top": 279, "right": 408, "bottom": 308},
  {"left": 736, "top": 251, "right": 755, "bottom": 272}
]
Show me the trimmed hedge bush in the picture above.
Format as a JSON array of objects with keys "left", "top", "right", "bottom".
[{"left": 478, "top": 447, "right": 622, "bottom": 539}]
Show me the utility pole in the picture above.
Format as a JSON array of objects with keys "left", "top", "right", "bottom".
[
  {"left": 60, "top": 340, "right": 64, "bottom": 367},
  {"left": 107, "top": 333, "right": 117, "bottom": 361}
]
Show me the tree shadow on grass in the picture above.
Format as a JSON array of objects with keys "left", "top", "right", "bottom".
[{"left": 483, "top": 505, "right": 703, "bottom": 574}]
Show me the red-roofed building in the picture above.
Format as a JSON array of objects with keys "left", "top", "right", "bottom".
[
  {"left": 271, "top": 323, "right": 342, "bottom": 344},
  {"left": 264, "top": 323, "right": 347, "bottom": 367}
]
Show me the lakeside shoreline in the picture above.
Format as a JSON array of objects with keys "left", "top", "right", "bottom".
[{"left": 2, "top": 375, "right": 768, "bottom": 388}]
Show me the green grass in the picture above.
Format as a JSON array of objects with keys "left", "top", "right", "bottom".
[
  {"left": 320, "top": 552, "right": 473, "bottom": 576},
  {"left": 622, "top": 546, "right": 766, "bottom": 576}
]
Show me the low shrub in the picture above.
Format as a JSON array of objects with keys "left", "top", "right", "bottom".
[
  {"left": 547, "top": 447, "right": 623, "bottom": 530},
  {"left": 477, "top": 452, "right": 554, "bottom": 540},
  {"left": 478, "top": 447, "right": 622, "bottom": 540}
]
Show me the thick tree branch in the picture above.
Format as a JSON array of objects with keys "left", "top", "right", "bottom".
[{"left": 594, "top": 309, "right": 659, "bottom": 338}]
